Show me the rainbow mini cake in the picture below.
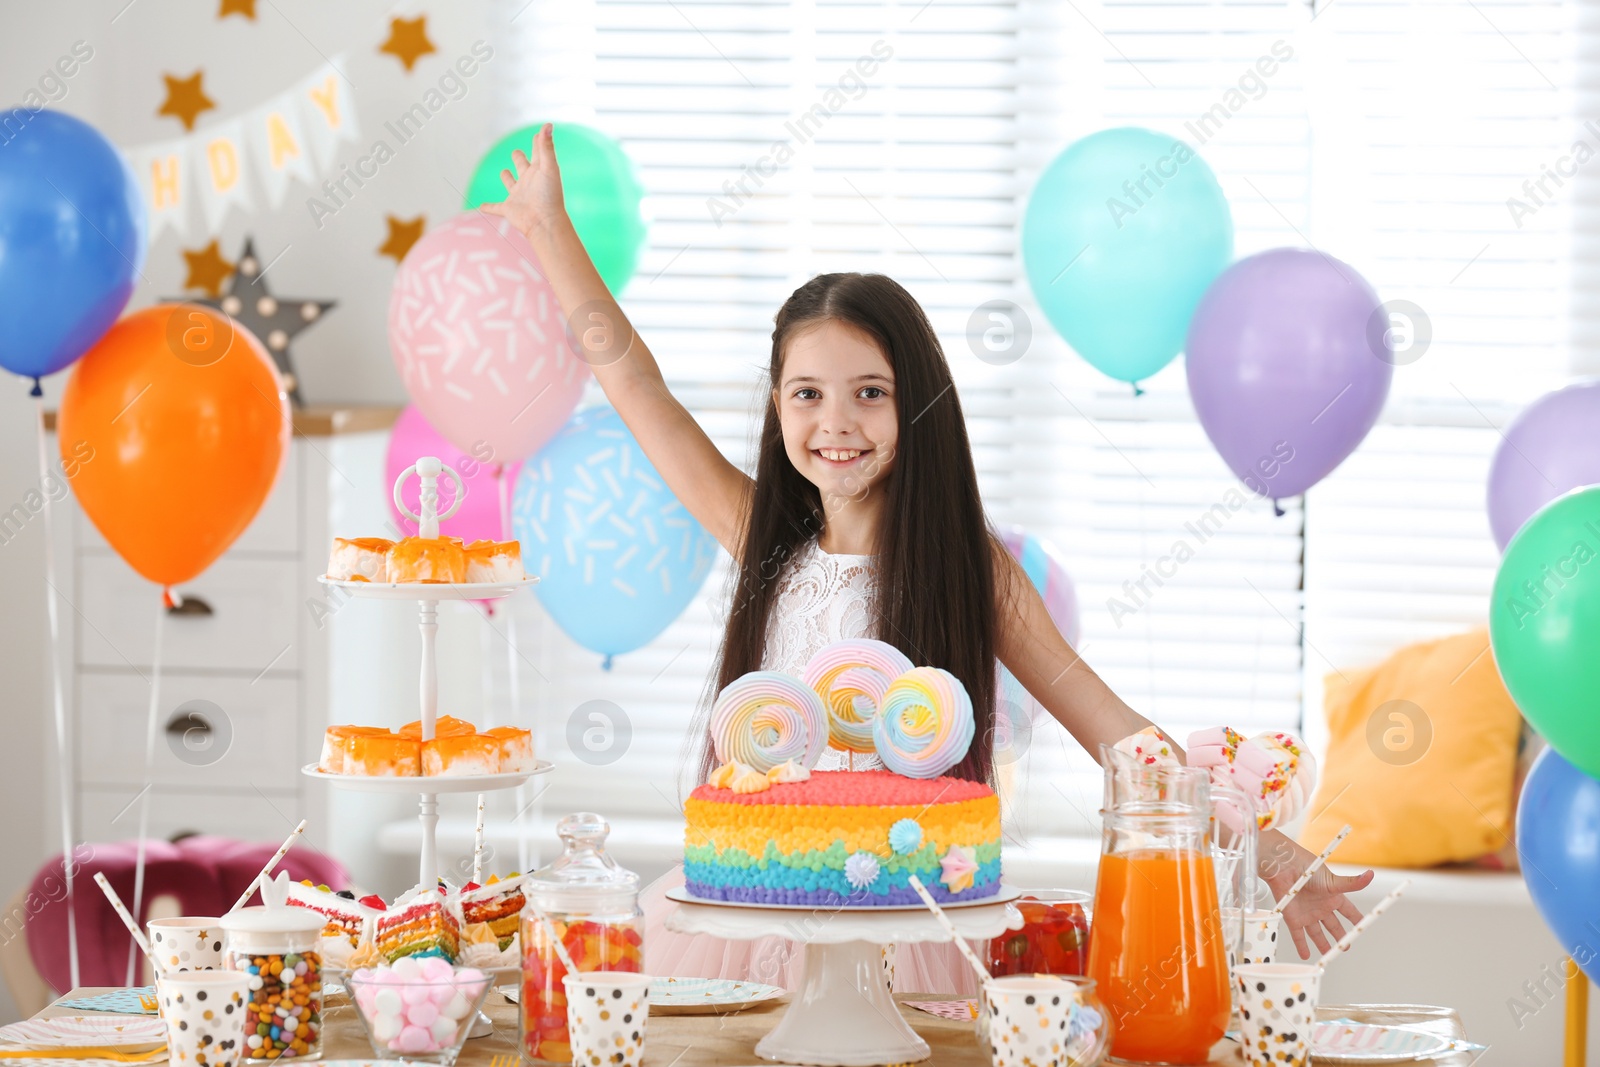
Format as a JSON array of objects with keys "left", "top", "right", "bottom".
[
  {"left": 682, "top": 639, "right": 1001, "bottom": 907},
  {"left": 376, "top": 886, "right": 462, "bottom": 963},
  {"left": 457, "top": 874, "right": 525, "bottom": 951}
]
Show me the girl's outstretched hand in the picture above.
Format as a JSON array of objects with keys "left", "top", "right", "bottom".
[
  {"left": 1265, "top": 834, "right": 1375, "bottom": 959},
  {"left": 477, "top": 122, "right": 567, "bottom": 239}
]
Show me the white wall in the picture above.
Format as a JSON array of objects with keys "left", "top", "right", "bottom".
[{"left": 0, "top": 0, "right": 504, "bottom": 1020}]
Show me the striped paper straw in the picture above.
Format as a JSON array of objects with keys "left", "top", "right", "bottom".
[
  {"left": 1273, "top": 824, "right": 1353, "bottom": 917},
  {"left": 92, "top": 872, "right": 157, "bottom": 971},
  {"left": 473, "top": 794, "right": 486, "bottom": 885},
  {"left": 526, "top": 900, "right": 579, "bottom": 975},
  {"left": 906, "top": 875, "right": 991, "bottom": 987},
  {"left": 1319, "top": 879, "right": 1411, "bottom": 969},
  {"left": 229, "top": 820, "right": 307, "bottom": 913}
]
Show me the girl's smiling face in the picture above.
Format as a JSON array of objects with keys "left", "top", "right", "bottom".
[{"left": 774, "top": 318, "right": 899, "bottom": 503}]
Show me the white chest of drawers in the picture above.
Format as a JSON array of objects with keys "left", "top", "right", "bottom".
[{"left": 44, "top": 407, "right": 399, "bottom": 851}]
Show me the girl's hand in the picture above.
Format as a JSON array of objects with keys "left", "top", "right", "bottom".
[
  {"left": 1263, "top": 833, "right": 1375, "bottom": 959},
  {"left": 477, "top": 122, "right": 568, "bottom": 240}
]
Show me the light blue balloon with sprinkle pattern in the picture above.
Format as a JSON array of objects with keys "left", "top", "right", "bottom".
[{"left": 513, "top": 406, "right": 718, "bottom": 667}]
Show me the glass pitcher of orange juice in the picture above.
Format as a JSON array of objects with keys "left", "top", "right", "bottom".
[{"left": 1087, "top": 744, "right": 1255, "bottom": 1065}]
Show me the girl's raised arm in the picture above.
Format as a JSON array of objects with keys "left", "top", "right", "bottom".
[{"left": 480, "top": 123, "right": 752, "bottom": 554}]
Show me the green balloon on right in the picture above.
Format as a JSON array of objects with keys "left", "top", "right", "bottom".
[
  {"left": 464, "top": 122, "right": 647, "bottom": 295},
  {"left": 1490, "top": 484, "right": 1600, "bottom": 780}
]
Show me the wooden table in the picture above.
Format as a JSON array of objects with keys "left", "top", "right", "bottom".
[{"left": 39, "top": 988, "right": 1473, "bottom": 1066}]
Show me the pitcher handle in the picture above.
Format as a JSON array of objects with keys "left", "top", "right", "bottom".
[{"left": 1208, "top": 778, "right": 1257, "bottom": 975}]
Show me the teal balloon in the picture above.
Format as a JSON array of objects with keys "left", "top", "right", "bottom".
[
  {"left": 464, "top": 123, "right": 647, "bottom": 294},
  {"left": 1022, "top": 127, "right": 1233, "bottom": 385},
  {"left": 1490, "top": 485, "right": 1600, "bottom": 779},
  {"left": 512, "top": 407, "right": 717, "bottom": 667}
]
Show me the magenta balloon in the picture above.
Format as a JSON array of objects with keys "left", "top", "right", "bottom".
[
  {"left": 1186, "top": 248, "right": 1393, "bottom": 503},
  {"left": 1487, "top": 380, "right": 1600, "bottom": 551},
  {"left": 385, "top": 404, "right": 521, "bottom": 542}
]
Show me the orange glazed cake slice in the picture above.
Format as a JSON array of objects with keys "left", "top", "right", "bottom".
[{"left": 387, "top": 536, "right": 466, "bottom": 583}]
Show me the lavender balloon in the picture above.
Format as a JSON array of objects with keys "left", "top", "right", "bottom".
[
  {"left": 1186, "top": 248, "right": 1392, "bottom": 505},
  {"left": 1487, "top": 380, "right": 1600, "bottom": 551}
]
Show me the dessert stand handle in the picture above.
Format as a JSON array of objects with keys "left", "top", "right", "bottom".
[{"left": 393, "top": 456, "right": 465, "bottom": 541}]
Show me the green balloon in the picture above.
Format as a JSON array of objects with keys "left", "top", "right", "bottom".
[
  {"left": 1490, "top": 485, "right": 1600, "bottom": 778},
  {"left": 464, "top": 122, "right": 647, "bottom": 294}
]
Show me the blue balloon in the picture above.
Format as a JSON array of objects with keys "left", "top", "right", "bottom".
[
  {"left": 1022, "top": 127, "right": 1232, "bottom": 386},
  {"left": 1518, "top": 747, "right": 1600, "bottom": 983},
  {"left": 0, "top": 110, "right": 146, "bottom": 388},
  {"left": 513, "top": 406, "right": 718, "bottom": 667}
]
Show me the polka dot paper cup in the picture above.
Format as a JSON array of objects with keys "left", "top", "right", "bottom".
[
  {"left": 149, "top": 918, "right": 226, "bottom": 974},
  {"left": 1221, "top": 907, "right": 1281, "bottom": 1015},
  {"left": 1221, "top": 908, "right": 1281, "bottom": 967},
  {"left": 981, "top": 974, "right": 1110, "bottom": 1067},
  {"left": 1235, "top": 962, "right": 1320, "bottom": 1067},
  {"left": 157, "top": 970, "right": 252, "bottom": 1067},
  {"left": 561, "top": 971, "right": 651, "bottom": 1067}
]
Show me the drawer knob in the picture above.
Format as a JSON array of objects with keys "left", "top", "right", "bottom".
[
  {"left": 166, "top": 594, "right": 214, "bottom": 617},
  {"left": 166, "top": 711, "right": 213, "bottom": 737}
]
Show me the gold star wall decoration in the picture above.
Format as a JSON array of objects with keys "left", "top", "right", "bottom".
[
  {"left": 158, "top": 70, "right": 216, "bottom": 131},
  {"left": 378, "top": 215, "right": 426, "bottom": 263},
  {"left": 218, "top": 0, "right": 257, "bottom": 19},
  {"left": 181, "top": 240, "right": 236, "bottom": 298},
  {"left": 379, "top": 16, "right": 437, "bottom": 72}
]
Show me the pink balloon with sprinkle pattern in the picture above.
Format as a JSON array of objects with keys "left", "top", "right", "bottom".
[{"left": 388, "top": 213, "right": 588, "bottom": 465}]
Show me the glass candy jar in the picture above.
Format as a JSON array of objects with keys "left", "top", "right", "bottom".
[
  {"left": 520, "top": 812, "right": 643, "bottom": 1066},
  {"left": 221, "top": 904, "right": 326, "bottom": 1061}
]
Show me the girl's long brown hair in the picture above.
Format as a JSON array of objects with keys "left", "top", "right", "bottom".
[{"left": 693, "top": 272, "right": 998, "bottom": 787}]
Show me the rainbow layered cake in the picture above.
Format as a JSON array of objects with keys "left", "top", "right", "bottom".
[
  {"left": 376, "top": 886, "right": 463, "bottom": 962},
  {"left": 683, "top": 639, "right": 1001, "bottom": 907},
  {"left": 684, "top": 769, "right": 1000, "bottom": 906},
  {"left": 457, "top": 874, "right": 525, "bottom": 951},
  {"left": 286, "top": 880, "right": 384, "bottom": 946}
]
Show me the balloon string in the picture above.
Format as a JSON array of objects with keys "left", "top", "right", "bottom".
[
  {"left": 128, "top": 595, "right": 166, "bottom": 986},
  {"left": 36, "top": 396, "right": 80, "bottom": 990},
  {"left": 497, "top": 465, "right": 531, "bottom": 873}
]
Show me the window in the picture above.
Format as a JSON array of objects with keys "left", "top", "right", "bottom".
[{"left": 482, "top": 0, "right": 1579, "bottom": 863}]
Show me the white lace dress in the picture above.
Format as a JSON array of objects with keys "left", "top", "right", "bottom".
[{"left": 639, "top": 539, "right": 978, "bottom": 995}]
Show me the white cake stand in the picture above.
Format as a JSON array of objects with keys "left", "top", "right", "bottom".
[
  {"left": 664, "top": 887, "right": 1022, "bottom": 1066},
  {"left": 306, "top": 458, "right": 548, "bottom": 1043},
  {"left": 309, "top": 458, "right": 546, "bottom": 889}
]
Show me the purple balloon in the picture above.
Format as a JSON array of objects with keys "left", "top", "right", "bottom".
[
  {"left": 1186, "top": 248, "right": 1393, "bottom": 503},
  {"left": 1488, "top": 380, "right": 1600, "bottom": 551}
]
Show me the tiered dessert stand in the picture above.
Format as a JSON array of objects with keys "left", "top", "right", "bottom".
[
  {"left": 665, "top": 886, "right": 1023, "bottom": 1066},
  {"left": 301, "top": 458, "right": 551, "bottom": 1035}
]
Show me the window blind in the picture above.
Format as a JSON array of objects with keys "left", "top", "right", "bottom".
[{"left": 477, "top": 0, "right": 1581, "bottom": 862}]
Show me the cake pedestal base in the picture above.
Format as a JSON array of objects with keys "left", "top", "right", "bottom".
[{"left": 665, "top": 893, "right": 1021, "bottom": 1066}]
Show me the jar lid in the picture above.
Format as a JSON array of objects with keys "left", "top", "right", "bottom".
[
  {"left": 525, "top": 812, "right": 639, "bottom": 912},
  {"left": 221, "top": 904, "right": 325, "bottom": 935}
]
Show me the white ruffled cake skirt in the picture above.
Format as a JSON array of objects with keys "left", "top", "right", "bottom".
[{"left": 641, "top": 864, "right": 982, "bottom": 997}]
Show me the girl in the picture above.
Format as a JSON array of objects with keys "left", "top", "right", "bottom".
[{"left": 483, "top": 124, "right": 1373, "bottom": 987}]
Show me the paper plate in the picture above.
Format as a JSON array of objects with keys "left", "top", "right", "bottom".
[
  {"left": 0, "top": 1015, "right": 167, "bottom": 1049},
  {"left": 647, "top": 977, "right": 785, "bottom": 1015},
  {"left": 1311, "top": 1021, "right": 1454, "bottom": 1063}
]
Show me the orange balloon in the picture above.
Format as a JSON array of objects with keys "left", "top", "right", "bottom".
[{"left": 58, "top": 304, "right": 290, "bottom": 588}]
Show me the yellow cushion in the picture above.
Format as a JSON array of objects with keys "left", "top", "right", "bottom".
[{"left": 1300, "top": 627, "right": 1522, "bottom": 868}]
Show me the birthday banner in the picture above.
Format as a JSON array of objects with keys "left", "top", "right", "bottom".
[{"left": 121, "top": 58, "right": 360, "bottom": 240}]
